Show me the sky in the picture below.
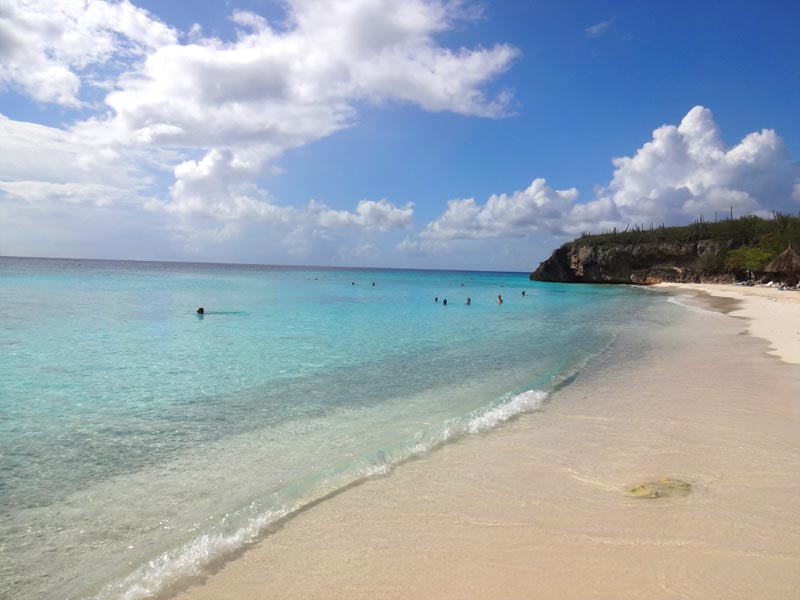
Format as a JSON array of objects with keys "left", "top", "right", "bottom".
[{"left": 1, "top": 0, "right": 798, "bottom": 271}]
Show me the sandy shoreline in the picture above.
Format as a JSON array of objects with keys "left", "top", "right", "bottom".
[
  {"left": 170, "top": 287, "right": 800, "bottom": 600},
  {"left": 656, "top": 283, "right": 800, "bottom": 364}
]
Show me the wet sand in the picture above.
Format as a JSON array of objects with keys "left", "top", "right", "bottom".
[
  {"left": 657, "top": 283, "right": 800, "bottom": 364},
  {"left": 170, "top": 292, "right": 800, "bottom": 600}
]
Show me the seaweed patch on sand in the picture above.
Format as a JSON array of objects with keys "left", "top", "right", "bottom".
[{"left": 628, "top": 478, "right": 691, "bottom": 499}]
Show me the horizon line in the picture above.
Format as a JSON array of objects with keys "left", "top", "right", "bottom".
[{"left": 0, "top": 254, "right": 530, "bottom": 276}]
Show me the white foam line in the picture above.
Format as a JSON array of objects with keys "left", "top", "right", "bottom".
[{"left": 94, "top": 388, "right": 548, "bottom": 600}]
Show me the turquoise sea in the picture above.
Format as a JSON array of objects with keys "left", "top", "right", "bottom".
[{"left": 0, "top": 257, "right": 661, "bottom": 599}]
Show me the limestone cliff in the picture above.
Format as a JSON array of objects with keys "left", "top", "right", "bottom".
[{"left": 530, "top": 240, "right": 736, "bottom": 284}]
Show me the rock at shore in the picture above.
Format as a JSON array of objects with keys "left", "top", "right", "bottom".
[{"left": 628, "top": 478, "right": 692, "bottom": 499}]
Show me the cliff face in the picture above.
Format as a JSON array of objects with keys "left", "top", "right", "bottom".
[{"left": 531, "top": 240, "right": 736, "bottom": 284}]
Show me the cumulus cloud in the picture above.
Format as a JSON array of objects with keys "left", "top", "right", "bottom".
[
  {"left": 419, "top": 178, "right": 581, "bottom": 240},
  {"left": 0, "top": 0, "right": 518, "bottom": 259},
  {"left": 0, "top": 0, "right": 518, "bottom": 268},
  {"left": 0, "top": 0, "right": 176, "bottom": 106},
  {"left": 121, "top": 0, "right": 514, "bottom": 244},
  {"left": 145, "top": 148, "right": 413, "bottom": 236},
  {"left": 595, "top": 106, "right": 797, "bottom": 224},
  {"left": 312, "top": 199, "right": 414, "bottom": 231},
  {"left": 151, "top": 149, "right": 293, "bottom": 222},
  {"left": 86, "top": 0, "right": 518, "bottom": 175},
  {"left": 405, "top": 106, "right": 799, "bottom": 254}
]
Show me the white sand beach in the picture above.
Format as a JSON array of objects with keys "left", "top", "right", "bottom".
[
  {"left": 657, "top": 283, "right": 800, "bottom": 364},
  {"left": 170, "top": 288, "right": 800, "bottom": 600}
]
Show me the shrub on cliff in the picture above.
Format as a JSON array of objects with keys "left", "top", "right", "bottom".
[
  {"left": 726, "top": 246, "right": 776, "bottom": 272},
  {"left": 575, "top": 214, "right": 799, "bottom": 250},
  {"left": 697, "top": 251, "right": 728, "bottom": 274}
]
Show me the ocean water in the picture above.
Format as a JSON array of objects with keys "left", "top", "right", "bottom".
[{"left": 0, "top": 257, "right": 659, "bottom": 599}]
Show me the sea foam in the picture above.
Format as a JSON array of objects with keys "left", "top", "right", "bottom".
[{"left": 95, "top": 388, "right": 548, "bottom": 600}]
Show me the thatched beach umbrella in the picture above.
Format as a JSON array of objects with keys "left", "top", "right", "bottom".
[{"left": 765, "top": 244, "right": 800, "bottom": 279}]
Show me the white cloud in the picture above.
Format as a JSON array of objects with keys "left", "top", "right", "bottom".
[
  {"left": 420, "top": 178, "right": 580, "bottom": 240},
  {"left": 146, "top": 148, "right": 413, "bottom": 234},
  {"left": 117, "top": 0, "right": 515, "bottom": 244},
  {"left": 151, "top": 149, "right": 293, "bottom": 222},
  {"left": 90, "top": 0, "right": 518, "bottom": 164},
  {"left": 584, "top": 19, "right": 614, "bottom": 38},
  {"left": 0, "top": 191, "right": 174, "bottom": 260},
  {"left": 406, "top": 106, "right": 799, "bottom": 255},
  {"left": 0, "top": 0, "right": 176, "bottom": 106},
  {"left": 0, "top": 113, "right": 145, "bottom": 186},
  {"left": 597, "top": 106, "right": 796, "bottom": 224},
  {"left": 0, "top": 0, "right": 516, "bottom": 260},
  {"left": 313, "top": 199, "right": 413, "bottom": 231},
  {"left": 0, "top": 181, "right": 137, "bottom": 207},
  {"left": 137, "top": 148, "right": 413, "bottom": 265}
]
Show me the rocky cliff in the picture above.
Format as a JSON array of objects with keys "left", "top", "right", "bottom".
[{"left": 530, "top": 240, "right": 736, "bottom": 284}]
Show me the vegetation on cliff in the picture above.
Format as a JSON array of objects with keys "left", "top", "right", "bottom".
[{"left": 532, "top": 213, "right": 800, "bottom": 284}]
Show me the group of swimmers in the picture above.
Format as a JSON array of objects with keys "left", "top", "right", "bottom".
[
  {"left": 433, "top": 290, "right": 527, "bottom": 306},
  {"left": 198, "top": 284, "right": 529, "bottom": 314}
]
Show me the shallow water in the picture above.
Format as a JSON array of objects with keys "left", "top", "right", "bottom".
[
  {"left": 173, "top": 298, "right": 800, "bottom": 600},
  {"left": 0, "top": 257, "right": 658, "bottom": 599}
]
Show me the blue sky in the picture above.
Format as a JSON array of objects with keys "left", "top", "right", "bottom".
[{"left": 1, "top": 0, "right": 798, "bottom": 270}]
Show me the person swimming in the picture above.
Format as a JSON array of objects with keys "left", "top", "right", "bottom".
[
  {"left": 196, "top": 307, "right": 204, "bottom": 314},
  {"left": 435, "top": 297, "right": 439, "bottom": 302},
  {"left": 497, "top": 294, "right": 503, "bottom": 304},
  {"left": 466, "top": 297, "right": 471, "bottom": 305},
  {"left": 522, "top": 290, "right": 526, "bottom": 296},
  {"left": 443, "top": 299, "right": 447, "bottom": 306}
]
